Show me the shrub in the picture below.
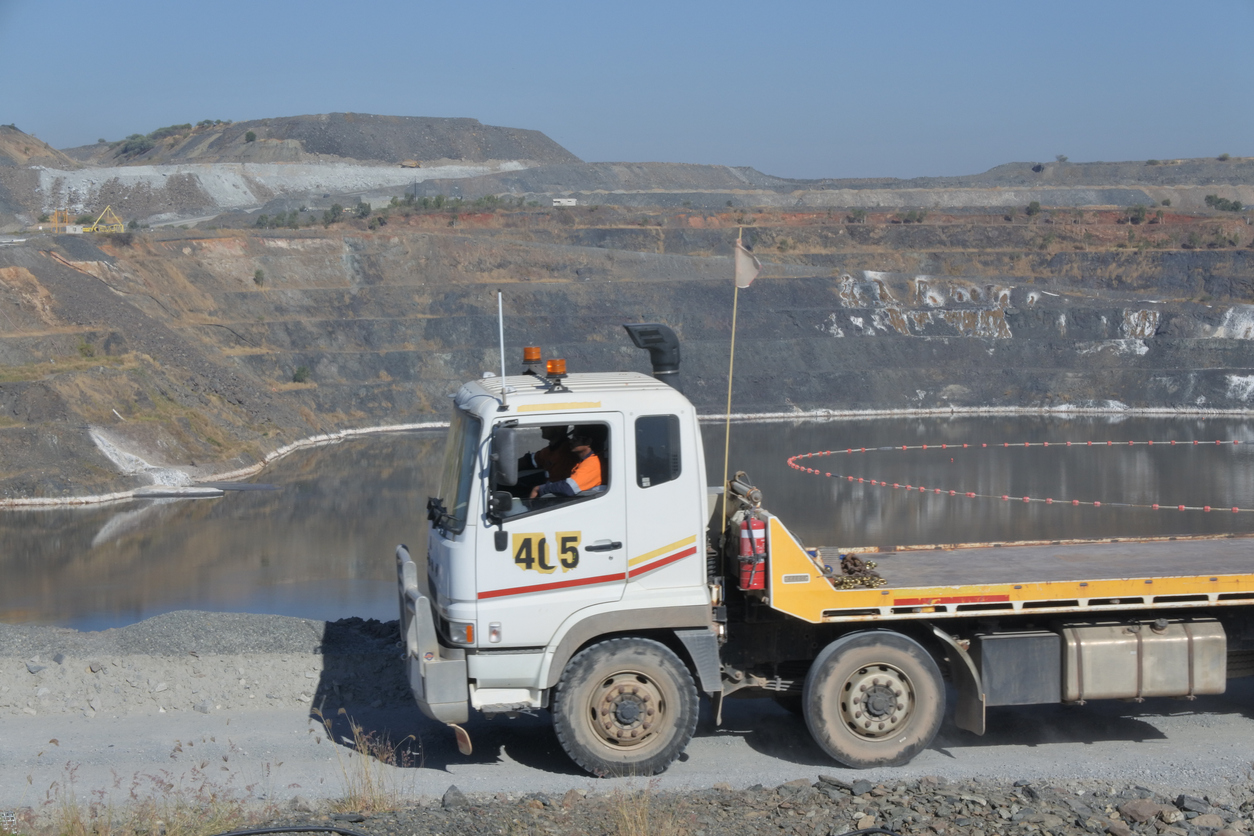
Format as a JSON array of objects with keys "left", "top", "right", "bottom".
[
  {"left": 846, "top": 208, "right": 867, "bottom": 224},
  {"left": 1026, "top": 201, "right": 1041, "bottom": 216},
  {"left": 244, "top": 131, "right": 257, "bottom": 143},
  {"left": 1205, "top": 194, "right": 1243, "bottom": 212},
  {"left": 1128, "top": 205, "right": 1148, "bottom": 225},
  {"left": 254, "top": 269, "right": 265, "bottom": 286},
  {"left": 37, "top": 212, "right": 49, "bottom": 222},
  {"left": 323, "top": 203, "right": 343, "bottom": 226},
  {"left": 1055, "top": 154, "right": 1068, "bottom": 163},
  {"left": 1218, "top": 153, "right": 1230, "bottom": 161},
  {"left": 292, "top": 366, "right": 310, "bottom": 383},
  {"left": 76, "top": 214, "right": 94, "bottom": 224},
  {"left": 148, "top": 123, "right": 191, "bottom": 141},
  {"left": 1161, "top": 199, "right": 1171, "bottom": 206},
  {"left": 354, "top": 201, "right": 371, "bottom": 219},
  {"left": 1146, "top": 159, "right": 1160, "bottom": 166},
  {"left": 117, "top": 133, "right": 154, "bottom": 157}
]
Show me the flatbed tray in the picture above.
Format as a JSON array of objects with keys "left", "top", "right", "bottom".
[{"left": 817, "top": 535, "right": 1254, "bottom": 589}]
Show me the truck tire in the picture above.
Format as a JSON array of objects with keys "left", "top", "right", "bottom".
[
  {"left": 552, "top": 637, "right": 698, "bottom": 777},
  {"left": 803, "top": 631, "right": 944, "bottom": 769}
]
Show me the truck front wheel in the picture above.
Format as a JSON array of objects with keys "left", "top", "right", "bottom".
[
  {"left": 803, "top": 631, "right": 944, "bottom": 769},
  {"left": 552, "top": 637, "right": 698, "bottom": 777}
]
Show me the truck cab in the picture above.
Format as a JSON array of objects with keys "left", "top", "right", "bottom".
[{"left": 398, "top": 328, "right": 722, "bottom": 774}]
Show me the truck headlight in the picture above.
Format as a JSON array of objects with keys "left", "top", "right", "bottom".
[{"left": 447, "top": 621, "right": 475, "bottom": 645}]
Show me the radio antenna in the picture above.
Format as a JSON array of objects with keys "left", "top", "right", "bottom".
[{"left": 497, "top": 291, "right": 508, "bottom": 410}]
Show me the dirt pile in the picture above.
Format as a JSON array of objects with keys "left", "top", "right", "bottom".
[
  {"left": 0, "top": 613, "right": 400, "bottom": 719},
  {"left": 59, "top": 114, "right": 582, "bottom": 168},
  {"left": 0, "top": 125, "right": 77, "bottom": 169}
]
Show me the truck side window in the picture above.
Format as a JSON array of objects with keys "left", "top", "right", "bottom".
[
  {"left": 635, "top": 415, "right": 681, "bottom": 488},
  {"left": 502, "top": 422, "right": 610, "bottom": 518}
]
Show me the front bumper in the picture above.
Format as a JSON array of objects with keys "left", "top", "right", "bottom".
[{"left": 396, "top": 545, "right": 469, "bottom": 724}]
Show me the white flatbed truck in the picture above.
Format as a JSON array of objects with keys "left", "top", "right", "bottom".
[{"left": 396, "top": 323, "right": 1254, "bottom": 776}]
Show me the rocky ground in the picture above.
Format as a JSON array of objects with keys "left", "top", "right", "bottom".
[{"left": 258, "top": 777, "right": 1254, "bottom": 836}]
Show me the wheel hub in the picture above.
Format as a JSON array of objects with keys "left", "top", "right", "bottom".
[
  {"left": 840, "top": 665, "right": 914, "bottom": 740},
  {"left": 592, "top": 674, "right": 662, "bottom": 747}
]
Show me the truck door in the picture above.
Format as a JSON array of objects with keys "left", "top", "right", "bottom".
[
  {"left": 475, "top": 413, "right": 627, "bottom": 648},
  {"left": 624, "top": 412, "right": 704, "bottom": 592}
]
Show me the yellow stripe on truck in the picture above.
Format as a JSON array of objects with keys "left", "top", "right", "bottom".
[{"left": 629, "top": 535, "right": 697, "bottom": 568}]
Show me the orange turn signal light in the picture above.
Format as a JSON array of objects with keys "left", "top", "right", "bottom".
[
  {"left": 523, "top": 346, "right": 541, "bottom": 362},
  {"left": 546, "top": 358, "right": 567, "bottom": 376}
]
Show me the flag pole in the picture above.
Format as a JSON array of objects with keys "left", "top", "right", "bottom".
[{"left": 720, "top": 229, "right": 744, "bottom": 545}]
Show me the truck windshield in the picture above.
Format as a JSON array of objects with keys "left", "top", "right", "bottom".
[{"left": 436, "top": 410, "right": 482, "bottom": 534}]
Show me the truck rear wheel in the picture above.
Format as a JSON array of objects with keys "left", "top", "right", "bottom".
[
  {"left": 803, "top": 631, "right": 943, "bottom": 769},
  {"left": 552, "top": 637, "right": 697, "bottom": 777}
]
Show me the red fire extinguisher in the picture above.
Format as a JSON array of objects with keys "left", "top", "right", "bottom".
[{"left": 738, "top": 515, "right": 767, "bottom": 590}]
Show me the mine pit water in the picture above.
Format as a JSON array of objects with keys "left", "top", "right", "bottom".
[{"left": 5, "top": 415, "right": 1254, "bottom": 630}]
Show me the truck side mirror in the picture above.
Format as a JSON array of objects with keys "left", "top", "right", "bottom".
[{"left": 492, "top": 427, "right": 518, "bottom": 487}]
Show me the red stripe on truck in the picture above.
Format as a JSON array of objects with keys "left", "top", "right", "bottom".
[
  {"left": 478, "top": 570, "right": 627, "bottom": 599},
  {"left": 628, "top": 546, "right": 697, "bottom": 578}
]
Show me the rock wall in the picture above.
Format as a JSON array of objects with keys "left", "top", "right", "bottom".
[{"left": 2, "top": 210, "right": 1253, "bottom": 497}]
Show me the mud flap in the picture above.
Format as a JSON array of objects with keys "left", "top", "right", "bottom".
[{"left": 931, "top": 624, "right": 985, "bottom": 735}]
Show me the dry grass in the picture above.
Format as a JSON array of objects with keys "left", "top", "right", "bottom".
[
  {"left": 0, "top": 354, "right": 135, "bottom": 384},
  {"left": 315, "top": 707, "right": 422, "bottom": 814},
  {"left": 19, "top": 760, "right": 280, "bottom": 836},
  {"left": 610, "top": 783, "right": 689, "bottom": 836}
]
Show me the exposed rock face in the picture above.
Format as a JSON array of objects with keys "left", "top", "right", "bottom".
[{"left": 1, "top": 208, "right": 1252, "bottom": 498}]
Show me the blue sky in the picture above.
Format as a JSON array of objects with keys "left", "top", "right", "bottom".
[{"left": 2, "top": 0, "right": 1251, "bottom": 180}]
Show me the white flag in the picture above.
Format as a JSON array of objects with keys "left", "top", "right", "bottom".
[{"left": 734, "top": 239, "right": 761, "bottom": 288}]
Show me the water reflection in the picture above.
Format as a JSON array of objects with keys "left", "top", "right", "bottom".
[
  {"left": 3, "top": 417, "right": 1254, "bottom": 629},
  {"left": 0, "top": 432, "right": 444, "bottom": 630},
  {"left": 709, "top": 415, "right": 1254, "bottom": 548}
]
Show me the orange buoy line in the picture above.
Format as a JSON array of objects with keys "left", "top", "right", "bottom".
[{"left": 786, "top": 439, "right": 1249, "bottom": 513}]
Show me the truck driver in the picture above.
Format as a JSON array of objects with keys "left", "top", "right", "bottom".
[{"left": 529, "top": 427, "right": 603, "bottom": 498}]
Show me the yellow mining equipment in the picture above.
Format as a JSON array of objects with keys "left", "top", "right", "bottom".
[
  {"left": 49, "top": 209, "right": 73, "bottom": 232},
  {"left": 82, "top": 205, "right": 125, "bottom": 233}
]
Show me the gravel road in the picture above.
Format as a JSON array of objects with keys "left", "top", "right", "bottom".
[{"left": 3, "top": 612, "right": 1254, "bottom": 832}]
